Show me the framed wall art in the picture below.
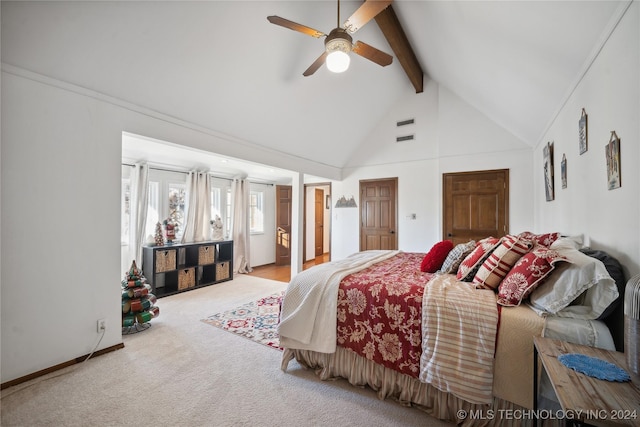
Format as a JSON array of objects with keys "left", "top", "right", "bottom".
[
  {"left": 579, "top": 108, "right": 588, "bottom": 154},
  {"left": 543, "top": 141, "right": 554, "bottom": 201},
  {"left": 561, "top": 154, "right": 567, "bottom": 189},
  {"left": 606, "top": 131, "right": 621, "bottom": 190}
]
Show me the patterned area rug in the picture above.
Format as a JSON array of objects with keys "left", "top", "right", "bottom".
[{"left": 202, "top": 292, "right": 284, "bottom": 350}]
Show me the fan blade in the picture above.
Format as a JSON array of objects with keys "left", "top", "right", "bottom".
[
  {"left": 352, "top": 41, "right": 393, "bottom": 67},
  {"left": 267, "top": 16, "right": 326, "bottom": 38},
  {"left": 343, "top": 0, "right": 392, "bottom": 34},
  {"left": 303, "top": 52, "right": 329, "bottom": 76}
]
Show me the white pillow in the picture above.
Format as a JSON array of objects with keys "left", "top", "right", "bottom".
[
  {"left": 528, "top": 243, "right": 618, "bottom": 319},
  {"left": 550, "top": 237, "right": 580, "bottom": 250}
]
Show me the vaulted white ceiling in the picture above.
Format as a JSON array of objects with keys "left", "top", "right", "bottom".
[{"left": 1, "top": 1, "right": 627, "bottom": 178}]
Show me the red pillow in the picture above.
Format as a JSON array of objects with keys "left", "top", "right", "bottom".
[
  {"left": 420, "top": 240, "right": 454, "bottom": 273},
  {"left": 518, "top": 231, "right": 561, "bottom": 247},
  {"left": 456, "top": 237, "right": 501, "bottom": 281},
  {"left": 473, "top": 234, "right": 533, "bottom": 290},
  {"left": 497, "top": 245, "right": 567, "bottom": 306}
]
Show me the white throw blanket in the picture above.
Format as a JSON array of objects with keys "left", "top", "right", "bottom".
[{"left": 278, "top": 250, "right": 399, "bottom": 353}]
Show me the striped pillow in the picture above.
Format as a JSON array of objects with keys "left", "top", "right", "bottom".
[
  {"left": 439, "top": 240, "right": 476, "bottom": 274},
  {"left": 456, "top": 237, "right": 501, "bottom": 281},
  {"left": 473, "top": 235, "right": 533, "bottom": 290}
]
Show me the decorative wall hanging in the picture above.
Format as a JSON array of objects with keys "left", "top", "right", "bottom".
[
  {"left": 335, "top": 195, "right": 357, "bottom": 208},
  {"left": 606, "top": 131, "right": 621, "bottom": 190},
  {"left": 561, "top": 154, "right": 567, "bottom": 189},
  {"left": 579, "top": 108, "right": 588, "bottom": 154},
  {"left": 543, "top": 142, "right": 555, "bottom": 201}
]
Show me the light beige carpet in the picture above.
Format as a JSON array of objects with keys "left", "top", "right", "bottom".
[{"left": 0, "top": 275, "right": 451, "bottom": 426}]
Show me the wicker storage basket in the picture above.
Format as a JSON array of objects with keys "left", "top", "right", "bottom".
[
  {"left": 156, "top": 249, "right": 176, "bottom": 273},
  {"left": 216, "top": 262, "right": 230, "bottom": 281},
  {"left": 625, "top": 274, "right": 640, "bottom": 375},
  {"left": 178, "top": 268, "right": 196, "bottom": 290},
  {"left": 198, "top": 245, "right": 215, "bottom": 265}
]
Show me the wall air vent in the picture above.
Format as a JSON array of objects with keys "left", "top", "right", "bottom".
[
  {"left": 395, "top": 134, "right": 415, "bottom": 143},
  {"left": 396, "top": 118, "right": 415, "bottom": 127}
]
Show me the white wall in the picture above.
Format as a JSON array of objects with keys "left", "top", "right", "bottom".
[
  {"left": 333, "top": 79, "right": 533, "bottom": 260},
  {"left": 534, "top": 1, "right": 640, "bottom": 277},
  {"left": 2, "top": 73, "right": 123, "bottom": 383},
  {"left": 0, "top": 70, "right": 304, "bottom": 383}
]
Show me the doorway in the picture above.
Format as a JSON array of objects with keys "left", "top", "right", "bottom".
[
  {"left": 275, "top": 185, "right": 292, "bottom": 266},
  {"left": 303, "top": 183, "right": 331, "bottom": 266},
  {"left": 359, "top": 178, "right": 398, "bottom": 251},
  {"left": 442, "top": 169, "right": 509, "bottom": 244}
]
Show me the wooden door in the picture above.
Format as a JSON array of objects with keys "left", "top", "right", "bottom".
[
  {"left": 315, "top": 188, "right": 324, "bottom": 257},
  {"left": 360, "top": 178, "right": 398, "bottom": 251},
  {"left": 443, "top": 170, "right": 509, "bottom": 245},
  {"left": 275, "top": 185, "right": 292, "bottom": 266}
]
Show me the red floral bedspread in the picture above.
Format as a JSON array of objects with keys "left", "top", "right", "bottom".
[{"left": 336, "top": 252, "right": 433, "bottom": 378}]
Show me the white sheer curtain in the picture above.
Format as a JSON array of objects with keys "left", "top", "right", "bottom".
[
  {"left": 129, "top": 163, "right": 149, "bottom": 265},
  {"left": 231, "top": 177, "right": 252, "bottom": 273},
  {"left": 181, "top": 171, "right": 212, "bottom": 243}
]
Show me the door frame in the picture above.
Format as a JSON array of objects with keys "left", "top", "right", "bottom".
[
  {"left": 442, "top": 169, "right": 509, "bottom": 243},
  {"left": 314, "top": 188, "right": 324, "bottom": 257},
  {"left": 275, "top": 185, "right": 292, "bottom": 266},
  {"left": 303, "top": 182, "right": 332, "bottom": 263},
  {"left": 359, "top": 177, "right": 398, "bottom": 251}
]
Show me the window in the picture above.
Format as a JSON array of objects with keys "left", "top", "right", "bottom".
[
  {"left": 121, "top": 178, "right": 131, "bottom": 244},
  {"left": 211, "top": 187, "right": 221, "bottom": 220},
  {"left": 225, "top": 188, "right": 232, "bottom": 237},
  {"left": 145, "top": 181, "right": 159, "bottom": 239},
  {"left": 211, "top": 179, "right": 232, "bottom": 240},
  {"left": 168, "top": 183, "right": 186, "bottom": 240},
  {"left": 249, "top": 190, "right": 264, "bottom": 234},
  {"left": 121, "top": 168, "right": 187, "bottom": 245}
]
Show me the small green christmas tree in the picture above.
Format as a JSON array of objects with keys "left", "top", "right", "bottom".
[{"left": 122, "top": 260, "right": 159, "bottom": 333}]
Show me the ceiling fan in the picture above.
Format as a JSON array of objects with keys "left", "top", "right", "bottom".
[{"left": 267, "top": 0, "right": 393, "bottom": 76}]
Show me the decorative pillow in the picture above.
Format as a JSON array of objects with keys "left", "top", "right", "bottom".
[
  {"left": 550, "top": 237, "right": 580, "bottom": 250},
  {"left": 518, "top": 231, "right": 561, "bottom": 247},
  {"left": 497, "top": 245, "right": 567, "bottom": 306},
  {"left": 528, "top": 244, "right": 619, "bottom": 319},
  {"left": 473, "top": 234, "right": 533, "bottom": 290},
  {"left": 456, "top": 237, "right": 501, "bottom": 282},
  {"left": 439, "top": 240, "right": 476, "bottom": 274},
  {"left": 420, "top": 240, "right": 454, "bottom": 273}
]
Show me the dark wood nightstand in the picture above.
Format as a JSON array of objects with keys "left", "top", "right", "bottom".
[{"left": 533, "top": 336, "right": 640, "bottom": 427}]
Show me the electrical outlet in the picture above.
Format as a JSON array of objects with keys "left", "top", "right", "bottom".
[{"left": 97, "top": 319, "right": 107, "bottom": 333}]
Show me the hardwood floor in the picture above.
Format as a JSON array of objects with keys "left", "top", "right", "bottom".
[{"left": 249, "top": 253, "right": 330, "bottom": 283}]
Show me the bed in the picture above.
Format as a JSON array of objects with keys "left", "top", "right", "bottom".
[{"left": 278, "top": 233, "right": 626, "bottom": 426}]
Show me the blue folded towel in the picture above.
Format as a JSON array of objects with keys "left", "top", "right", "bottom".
[{"left": 558, "top": 353, "right": 631, "bottom": 382}]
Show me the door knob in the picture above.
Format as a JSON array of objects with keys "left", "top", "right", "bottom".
[
  {"left": 447, "top": 233, "right": 453, "bottom": 237},
  {"left": 390, "top": 230, "right": 395, "bottom": 234}
]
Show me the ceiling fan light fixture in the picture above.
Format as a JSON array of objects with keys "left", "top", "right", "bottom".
[
  {"left": 326, "top": 50, "right": 350, "bottom": 73},
  {"left": 268, "top": 0, "right": 393, "bottom": 77},
  {"left": 324, "top": 28, "right": 353, "bottom": 73}
]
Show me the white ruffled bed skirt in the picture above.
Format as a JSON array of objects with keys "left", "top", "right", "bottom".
[{"left": 282, "top": 347, "right": 562, "bottom": 427}]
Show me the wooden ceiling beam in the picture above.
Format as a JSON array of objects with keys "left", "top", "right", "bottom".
[{"left": 375, "top": 5, "right": 424, "bottom": 93}]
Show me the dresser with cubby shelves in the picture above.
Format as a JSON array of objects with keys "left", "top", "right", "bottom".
[{"left": 142, "top": 240, "right": 233, "bottom": 297}]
